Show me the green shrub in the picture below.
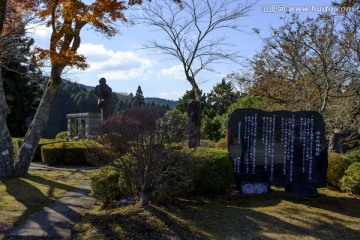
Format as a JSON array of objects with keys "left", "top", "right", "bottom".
[
  {"left": 90, "top": 166, "right": 123, "bottom": 205},
  {"left": 12, "top": 138, "right": 23, "bottom": 156},
  {"left": 36, "top": 139, "right": 63, "bottom": 162},
  {"left": 12, "top": 138, "right": 60, "bottom": 162},
  {"left": 190, "top": 147, "right": 235, "bottom": 194},
  {"left": 215, "top": 138, "right": 227, "bottom": 150},
  {"left": 327, "top": 152, "right": 351, "bottom": 188},
  {"left": 344, "top": 150, "right": 360, "bottom": 164},
  {"left": 55, "top": 131, "right": 68, "bottom": 140},
  {"left": 41, "top": 141, "right": 90, "bottom": 165},
  {"left": 339, "top": 162, "right": 360, "bottom": 194},
  {"left": 200, "top": 139, "right": 215, "bottom": 148}
]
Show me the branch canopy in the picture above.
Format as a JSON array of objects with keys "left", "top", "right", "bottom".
[{"left": 8, "top": 0, "right": 137, "bottom": 69}]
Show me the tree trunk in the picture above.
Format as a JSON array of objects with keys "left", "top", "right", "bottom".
[
  {"left": 12, "top": 79, "right": 61, "bottom": 176},
  {"left": 0, "top": 68, "right": 14, "bottom": 179},
  {"left": 187, "top": 75, "right": 201, "bottom": 148}
]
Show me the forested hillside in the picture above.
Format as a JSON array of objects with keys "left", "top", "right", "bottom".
[{"left": 42, "top": 81, "right": 178, "bottom": 138}]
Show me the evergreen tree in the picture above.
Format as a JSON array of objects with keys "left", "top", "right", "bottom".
[
  {"left": 2, "top": 30, "right": 44, "bottom": 137},
  {"left": 206, "top": 79, "right": 239, "bottom": 118},
  {"left": 175, "top": 89, "right": 207, "bottom": 113},
  {"left": 132, "top": 85, "right": 145, "bottom": 107}
]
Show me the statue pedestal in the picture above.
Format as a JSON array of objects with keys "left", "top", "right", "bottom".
[{"left": 66, "top": 113, "right": 101, "bottom": 140}]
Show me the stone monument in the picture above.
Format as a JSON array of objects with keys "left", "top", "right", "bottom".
[
  {"left": 94, "top": 77, "right": 112, "bottom": 121},
  {"left": 66, "top": 112, "right": 101, "bottom": 140},
  {"left": 227, "top": 108, "right": 328, "bottom": 196},
  {"left": 187, "top": 99, "right": 201, "bottom": 148},
  {"left": 328, "top": 128, "right": 344, "bottom": 154}
]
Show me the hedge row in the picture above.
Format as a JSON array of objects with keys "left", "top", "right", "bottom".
[
  {"left": 90, "top": 147, "right": 235, "bottom": 204},
  {"left": 328, "top": 152, "right": 360, "bottom": 194},
  {"left": 12, "top": 138, "right": 63, "bottom": 162},
  {"left": 190, "top": 147, "right": 234, "bottom": 195},
  {"left": 41, "top": 141, "right": 92, "bottom": 165}
]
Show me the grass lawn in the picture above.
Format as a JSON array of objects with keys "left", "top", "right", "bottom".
[
  {"left": 74, "top": 187, "right": 360, "bottom": 240},
  {"left": 0, "top": 168, "right": 91, "bottom": 238}
]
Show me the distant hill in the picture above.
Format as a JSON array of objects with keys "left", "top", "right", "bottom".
[{"left": 144, "top": 97, "right": 178, "bottom": 109}]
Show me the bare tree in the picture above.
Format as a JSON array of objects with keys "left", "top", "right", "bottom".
[
  {"left": 134, "top": 0, "right": 258, "bottom": 101},
  {"left": 88, "top": 107, "right": 195, "bottom": 206},
  {"left": 240, "top": 13, "right": 359, "bottom": 148}
]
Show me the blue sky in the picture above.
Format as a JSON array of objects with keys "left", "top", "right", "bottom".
[{"left": 28, "top": 0, "right": 350, "bottom": 100}]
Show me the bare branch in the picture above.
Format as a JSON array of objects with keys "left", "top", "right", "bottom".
[{"left": 132, "top": 0, "right": 258, "bottom": 99}]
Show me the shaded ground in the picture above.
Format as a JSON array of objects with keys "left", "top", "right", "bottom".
[
  {"left": 0, "top": 165, "right": 93, "bottom": 239},
  {"left": 74, "top": 188, "right": 360, "bottom": 240}
]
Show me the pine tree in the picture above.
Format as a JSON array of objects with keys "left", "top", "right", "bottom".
[
  {"left": 2, "top": 28, "right": 44, "bottom": 137},
  {"left": 132, "top": 85, "right": 145, "bottom": 107},
  {"left": 206, "top": 79, "right": 239, "bottom": 117}
]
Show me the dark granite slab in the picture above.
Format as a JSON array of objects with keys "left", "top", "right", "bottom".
[{"left": 228, "top": 108, "right": 328, "bottom": 189}]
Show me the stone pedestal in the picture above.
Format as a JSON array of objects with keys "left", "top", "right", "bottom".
[
  {"left": 66, "top": 113, "right": 101, "bottom": 140},
  {"left": 241, "top": 182, "right": 270, "bottom": 194}
]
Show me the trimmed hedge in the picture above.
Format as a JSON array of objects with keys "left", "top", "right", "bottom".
[
  {"left": 344, "top": 150, "right": 360, "bottom": 164},
  {"left": 215, "top": 138, "right": 227, "bottom": 150},
  {"left": 340, "top": 162, "right": 360, "bottom": 194},
  {"left": 190, "top": 147, "right": 235, "bottom": 194},
  {"left": 199, "top": 139, "right": 216, "bottom": 148},
  {"left": 55, "top": 131, "right": 68, "bottom": 140},
  {"left": 12, "top": 138, "right": 62, "bottom": 162},
  {"left": 327, "top": 152, "right": 351, "bottom": 188},
  {"left": 90, "top": 166, "right": 124, "bottom": 205},
  {"left": 41, "top": 141, "right": 90, "bottom": 165},
  {"left": 12, "top": 138, "right": 23, "bottom": 156}
]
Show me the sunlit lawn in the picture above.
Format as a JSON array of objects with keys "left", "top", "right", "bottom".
[
  {"left": 74, "top": 187, "right": 360, "bottom": 240},
  {"left": 0, "top": 168, "right": 91, "bottom": 238}
]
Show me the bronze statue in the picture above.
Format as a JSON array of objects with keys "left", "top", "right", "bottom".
[{"left": 94, "top": 77, "right": 112, "bottom": 121}]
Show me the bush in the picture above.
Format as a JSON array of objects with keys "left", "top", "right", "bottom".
[
  {"left": 190, "top": 147, "right": 235, "bottom": 194},
  {"left": 344, "top": 150, "right": 360, "bottom": 164},
  {"left": 55, "top": 131, "right": 68, "bottom": 140},
  {"left": 12, "top": 138, "right": 60, "bottom": 162},
  {"left": 215, "top": 138, "right": 227, "bottom": 150},
  {"left": 327, "top": 152, "right": 351, "bottom": 188},
  {"left": 339, "top": 162, "right": 360, "bottom": 194},
  {"left": 200, "top": 139, "right": 215, "bottom": 148},
  {"left": 12, "top": 138, "right": 23, "bottom": 156},
  {"left": 202, "top": 115, "right": 226, "bottom": 142},
  {"left": 41, "top": 141, "right": 90, "bottom": 165},
  {"left": 90, "top": 166, "right": 124, "bottom": 205},
  {"left": 95, "top": 106, "right": 195, "bottom": 206}
]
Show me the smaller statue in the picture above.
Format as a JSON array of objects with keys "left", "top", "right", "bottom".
[
  {"left": 94, "top": 77, "right": 112, "bottom": 121},
  {"left": 328, "top": 128, "right": 344, "bottom": 154}
]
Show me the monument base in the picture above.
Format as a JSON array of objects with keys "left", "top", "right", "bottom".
[
  {"left": 241, "top": 182, "right": 270, "bottom": 195},
  {"left": 285, "top": 184, "right": 319, "bottom": 197}
]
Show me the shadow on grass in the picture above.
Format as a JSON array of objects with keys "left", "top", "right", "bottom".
[
  {"left": 4, "top": 178, "right": 53, "bottom": 226},
  {"left": 146, "top": 205, "right": 212, "bottom": 239},
  {"left": 270, "top": 188, "right": 360, "bottom": 218},
  {"left": 24, "top": 174, "right": 87, "bottom": 199},
  {"left": 165, "top": 192, "right": 360, "bottom": 240},
  {"left": 76, "top": 209, "right": 183, "bottom": 240},
  {"left": 2, "top": 174, "right": 86, "bottom": 236},
  {"left": 74, "top": 189, "right": 359, "bottom": 240}
]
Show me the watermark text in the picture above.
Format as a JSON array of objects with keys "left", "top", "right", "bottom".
[{"left": 262, "top": 5, "right": 357, "bottom": 13}]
